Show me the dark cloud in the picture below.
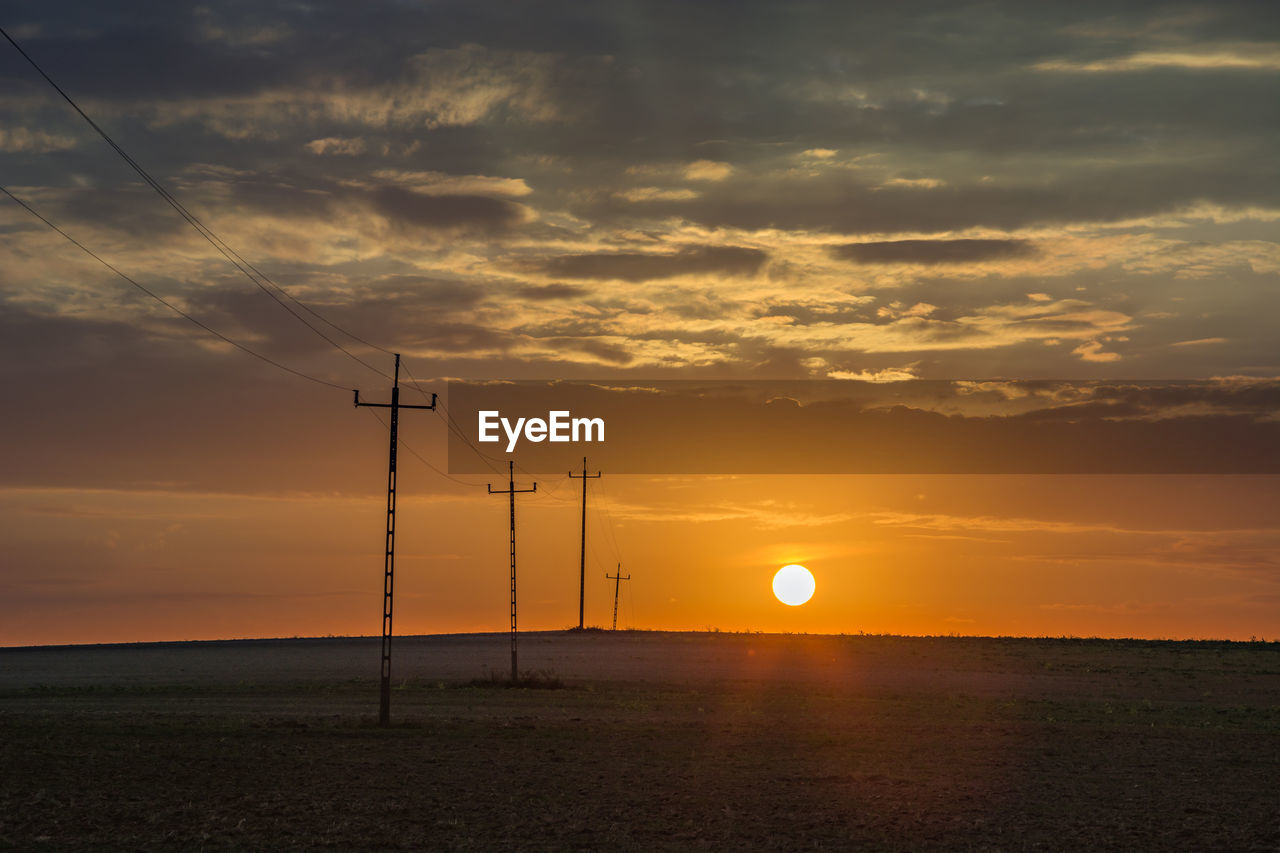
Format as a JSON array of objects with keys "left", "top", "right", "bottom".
[
  {"left": 172, "top": 273, "right": 487, "bottom": 361},
  {"left": 598, "top": 160, "right": 1280, "bottom": 234},
  {"left": 1084, "top": 381, "right": 1280, "bottom": 417},
  {"left": 367, "top": 187, "right": 526, "bottom": 233},
  {"left": 830, "top": 239, "right": 1036, "bottom": 264},
  {"left": 7, "top": 1, "right": 1278, "bottom": 243},
  {"left": 176, "top": 169, "right": 530, "bottom": 235},
  {"left": 33, "top": 185, "right": 193, "bottom": 240},
  {"left": 546, "top": 337, "right": 634, "bottom": 364},
  {"left": 533, "top": 246, "right": 767, "bottom": 282}
]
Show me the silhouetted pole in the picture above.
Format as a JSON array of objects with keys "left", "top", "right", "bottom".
[
  {"left": 354, "top": 353, "right": 437, "bottom": 727},
  {"left": 606, "top": 564, "right": 630, "bottom": 631},
  {"left": 568, "top": 457, "right": 600, "bottom": 629},
  {"left": 489, "top": 461, "right": 535, "bottom": 680}
]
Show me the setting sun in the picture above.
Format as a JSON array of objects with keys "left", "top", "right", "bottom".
[{"left": 772, "top": 564, "right": 816, "bottom": 606}]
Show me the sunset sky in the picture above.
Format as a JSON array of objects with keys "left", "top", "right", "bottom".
[{"left": 2, "top": 1, "right": 1278, "bottom": 645}]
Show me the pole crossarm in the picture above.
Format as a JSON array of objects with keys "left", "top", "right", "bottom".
[
  {"left": 354, "top": 388, "right": 437, "bottom": 410},
  {"left": 489, "top": 461, "right": 536, "bottom": 681},
  {"left": 352, "top": 353, "right": 437, "bottom": 727},
  {"left": 569, "top": 457, "right": 601, "bottom": 629}
]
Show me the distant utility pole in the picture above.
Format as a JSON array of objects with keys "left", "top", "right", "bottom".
[
  {"left": 489, "top": 461, "right": 536, "bottom": 681},
  {"left": 606, "top": 564, "right": 630, "bottom": 631},
  {"left": 354, "top": 353, "right": 436, "bottom": 728},
  {"left": 569, "top": 457, "right": 601, "bottom": 629}
]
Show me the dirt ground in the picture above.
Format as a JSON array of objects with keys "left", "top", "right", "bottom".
[{"left": 1, "top": 631, "right": 1277, "bottom": 850}]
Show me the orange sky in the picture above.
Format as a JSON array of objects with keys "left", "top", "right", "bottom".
[{"left": 3, "top": 472, "right": 1277, "bottom": 645}]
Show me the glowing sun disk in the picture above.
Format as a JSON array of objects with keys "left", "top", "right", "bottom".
[{"left": 773, "top": 564, "right": 815, "bottom": 606}]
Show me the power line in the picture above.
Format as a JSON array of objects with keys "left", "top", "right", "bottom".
[
  {"left": 362, "top": 407, "right": 484, "bottom": 488},
  {"left": 398, "top": 358, "right": 513, "bottom": 482},
  {"left": 400, "top": 361, "right": 559, "bottom": 481},
  {"left": 531, "top": 476, "right": 576, "bottom": 502},
  {"left": 595, "top": 477, "right": 625, "bottom": 563},
  {"left": 590, "top": 496, "right": 621, "bottom": 566},
  {"left": 0, "top": 184, "right": 347, "bottom": 391},
  {"left": 443, "top": 401, "right": 505, "bottom": 469},
  {"left": 398, "top": 358, "right": 436, "bottom": 406},
  {"left": 5, "top": 183, "right": 489, "bottom": 560},
  {"left": 0, "top": 25, "right": 392, "bottom": 380},
  {"left": 400, "top": 370, "right": 596, "bottom": 496},
  {"left": 436, "top": 404, "right": 505, "bottom": 474},
  {"left": 624, "top": 569, "right": 636, "bottom": 630},
  {"left": 435, "top": 401, "right": 507, "bottom": 475}
]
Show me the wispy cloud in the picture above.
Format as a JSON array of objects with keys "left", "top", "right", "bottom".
[
  {"left": 0, "top": 128, "right": 78, "bottom": 152},
  {"left": 1035, "top": 44, "right": 1280, "bottom": 73}
]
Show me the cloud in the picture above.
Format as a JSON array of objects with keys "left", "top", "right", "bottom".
[
  {"left": 531, "top": 246, "right": 768, "bottom": 282},
  {"left": 370, "top": 170, "right": 533, "bottom": 197},
  {"left": 194, "top": 7, "right": 292, "bottom": 47},
  {"left": 0, "top": 128, "right": 78, "bottom": 153},
  {"left": 304, "top": 137, "right": 367, "bottom": 156},
  {"left": 1035, "top": 45, "right": 1280, "bottom": 73},
  {"left": 366, "top": 186, "right": 529, "bottom": 232},
  {"left": 546, "top": 336, "right": 634, "bottom": 364},
  {"left": 446, "top": 378, "right": 1280, "bottom": 474},
  {"left": 876, "top": 302, "right": 937, "bottom": 319},
  {"left": 613, "top": 187, "right": 700, "bottom": 202},
  {"left": 830, "top": 239, "right": 1037, "bottom": 264},
  {"left": 513, "top": 283, "right": 589, "bottom": 301},
  {"left": 827, "top": 367, "right": 918, "bottom": 382},
  {"left": 868, "top": 510, "right": 1139, "bottom": 536},
  {"left": 683, "top": 160, "right": 734, "bottom": 182},
  {"left": 135, "top": 44, "right": 564, "bottom": 139},
  {"left": 1, "top": 0, "right": 1276, "bottom": 387},
  {"left": 879, "top": 177, "right": 944, "bottom": 189},
  {"left": 1072, "top": 340, "right": 1122, "bottom": 362},
  {"left": 606, "top": 498, "right": 855, "bottom": 529}
]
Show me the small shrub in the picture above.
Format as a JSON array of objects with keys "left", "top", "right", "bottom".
[{"left": 466, "top": 668, "right": 566, "bottom": 689}]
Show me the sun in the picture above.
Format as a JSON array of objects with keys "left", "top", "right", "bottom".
[{"left": 772, "top": 564, "right": 815, "bottom": 606}]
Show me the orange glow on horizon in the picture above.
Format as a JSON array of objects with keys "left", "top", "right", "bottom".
[{"left": 2, "top": 475, "right": 1276, "bottom": 646}]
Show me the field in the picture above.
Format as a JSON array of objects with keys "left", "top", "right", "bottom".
[{"left": 1, "top": 631, "right": 1277, "bottom": 851}]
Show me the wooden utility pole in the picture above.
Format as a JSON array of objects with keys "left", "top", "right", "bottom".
[
  {"left": 354, "top": 353, "right": 436, "bottom": 727},
  {"left": 489, "top": 461, "right": 535, "bottom": 680},
  {"left": 568, "top": 457, "right": 600, "bottom": 629},
  {"left": 606, "top": 564, "right": 630, "bottom": 631}
]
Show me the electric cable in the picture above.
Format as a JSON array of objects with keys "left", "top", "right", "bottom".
[
  {"left": 595, "top": 476, "right": 626, "bottom": 562},
  {"left": 362, "top": 407, "right": 487, "bottom": 487},
  {"left": 0, "top": 184, "right": 347, "bottom": 391},
  {"left": 1, "top": 25, "right": 392, "bottom": 379}
]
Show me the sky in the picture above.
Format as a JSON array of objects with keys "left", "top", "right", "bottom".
[{"left": 1, "top": 1, "right": 1278, "bottom": 645}]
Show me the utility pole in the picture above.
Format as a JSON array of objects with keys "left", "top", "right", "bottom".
[
  {"left": 606, "top": 564, "right": 630, "bottom": 631},
  {"left": 489, "top": 460, "right": 535, "bottom": 681},
  {"left": 568, "top": 457, "right": 600, "bottom": 629},
  {"left": 354, "top": 353, "right": 436, "bottom": 727}
]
